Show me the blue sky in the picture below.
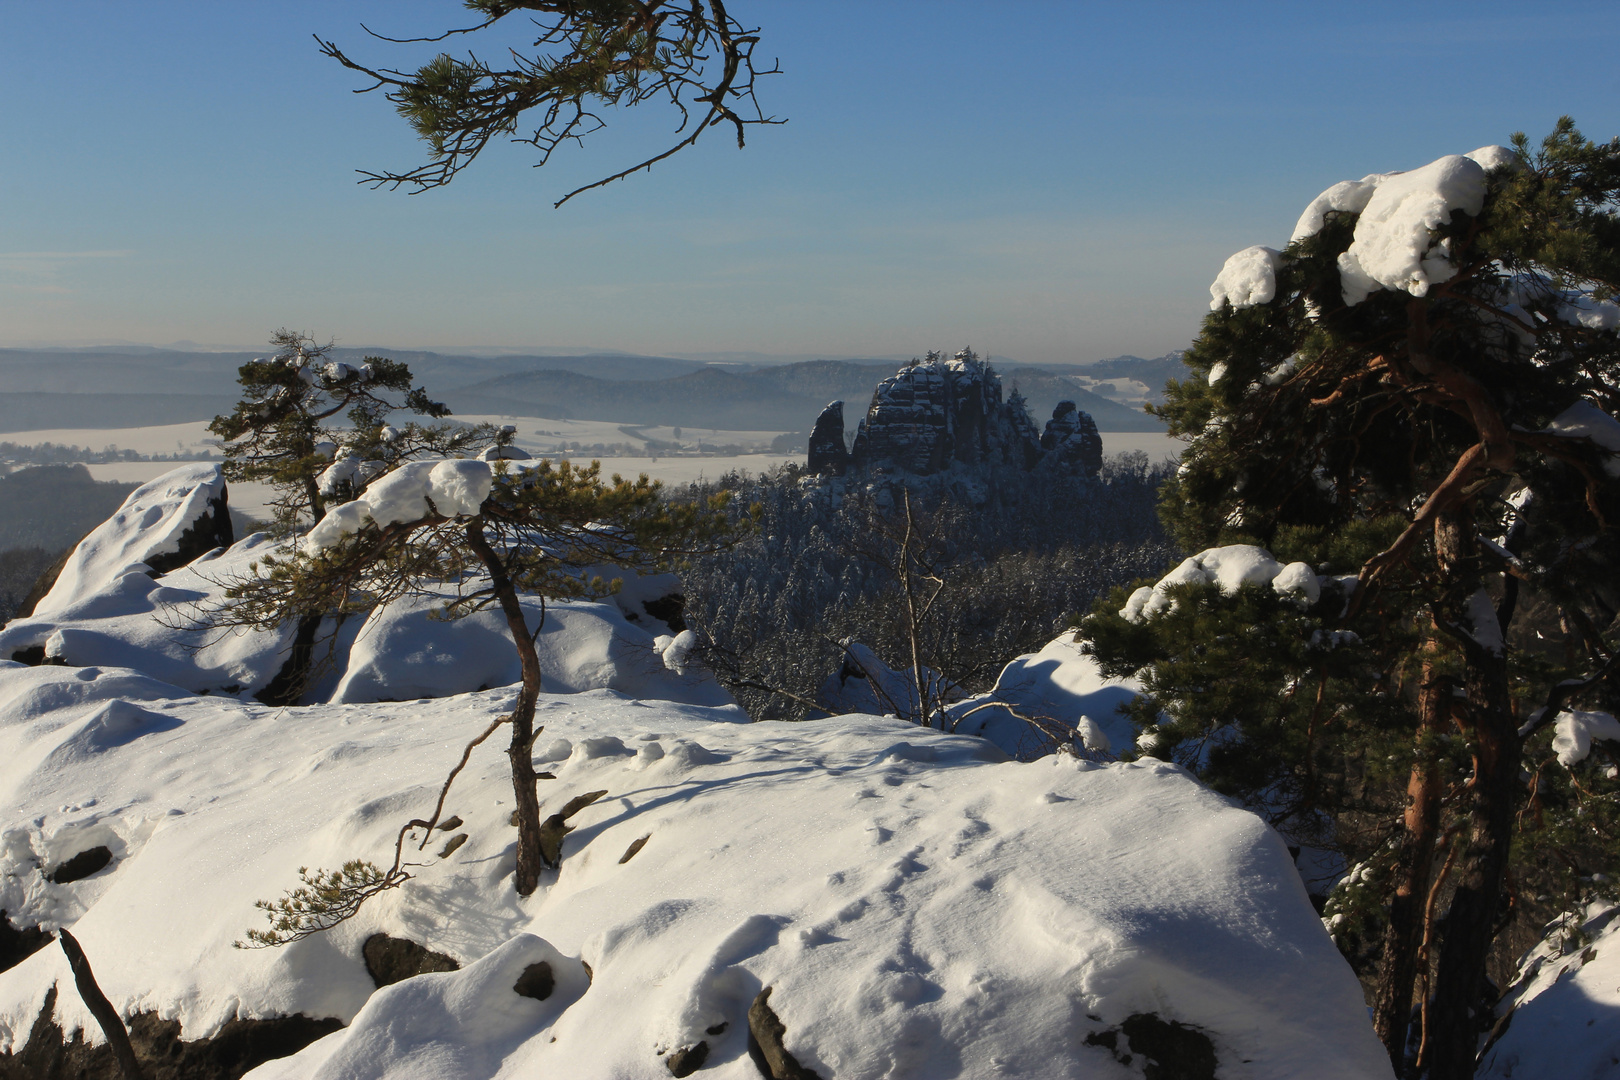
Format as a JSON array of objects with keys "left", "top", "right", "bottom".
[{"left": 2, "top": 2, "right": 1616, "bottom": 364}]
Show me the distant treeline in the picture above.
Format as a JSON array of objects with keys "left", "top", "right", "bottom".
[
  {"left": 0, "top": 441, "right": 219, "bottom": 466},
  {"left": 0, "top": 465, "right": 140, "bottom": 554},
  {"left": 676, "top": 452, "right": 1180, "bottom": 721}
]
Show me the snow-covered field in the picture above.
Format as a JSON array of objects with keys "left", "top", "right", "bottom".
[{"left": 0, "top": 462, "right": 1403, "bottom": 1078}]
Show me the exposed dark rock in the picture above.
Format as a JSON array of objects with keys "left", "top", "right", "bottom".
[
  {"left": 9, "top": 646, "right": 65, "bottom": 668},
  {"left": 1040, "top": 400, "right": 1104, "bottom": 478},
  {"left": 746, "top": 987, "right": 821, "bottom": 1080},
  {"left": 619, "top": 835, "right": 650, "bottom": 864},
  {"left": 255, "top": 614, "right": 326, "bottom": 707},
  {"left": 144, "top": 485, "right": 234, "bottom": 577},
  {"left": 539, "top": 789, "right": 609, "bottom": 868},
  {"left": 436, "top": 816, "right": 463, "bottom": 832},
  {"left": 512, "top": 962, "right": 554, "bottom": 1001},
  {"left": 361, "top": 934, "right": 460, "bottom": 989},
  {"left": 436, "top": 833, "right": 468, "bottom": 859},
  {"left": 666, "top": 1041, "right": 709, "bottom": 1077},
  {"left": 642, "top": 593, "right": 688, "bottom": 634},
  {"left": 0, "top": 913, "right": 52, "bottom": 976},
  {"left": 1084, "top": 1013, "right": 1217, "bottom": 1080},
  {"left": 48, "top": 848, "right": 112, "bottom": 885},
  {"left": 14, "top": 548, "right": 75, "bottom": 621},
  {"left": 0, "top": 985, "right": 344, "bottom": 1080},
  {"left": 807, "top": 401, "right": 851, "bottom": 476}
]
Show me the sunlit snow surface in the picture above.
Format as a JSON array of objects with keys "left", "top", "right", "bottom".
[
  {"left": 1479, "top": 902, "right": 1620, "bottom": 1080},
  {"left": 0, "top": 465, "right": 1394, "bottom": 1077},
  {"left": 0, "top": 662, "right": 1392, "bottom": 1079}
]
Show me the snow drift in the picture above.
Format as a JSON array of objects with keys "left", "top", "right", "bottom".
[{"left": 0, "top": 664, "right": 1392, "bottom": 1078}]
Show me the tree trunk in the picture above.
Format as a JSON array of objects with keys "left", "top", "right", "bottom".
[
  {"left": 1371, "top": 637, "right": 1449, "bottom": 1069},
  {"left": 465, "top": 520, "right": 546, "bottom": 897},
  {"left": 1421, "top": 509, "right": 1521, "bottom": 1079},
  {"left": 1425, "top": 641, "right": 1517, "bottom": 1080}
]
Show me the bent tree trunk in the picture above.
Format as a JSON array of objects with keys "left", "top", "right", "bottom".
[
  {"left": 1371, "top": 641, "right": 1450, "bottom": 1068},
  {"left": 465, "top": 519, "right": 546, "bottom": 896}
]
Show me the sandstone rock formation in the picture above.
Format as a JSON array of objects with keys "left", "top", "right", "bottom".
[{"left": 810, "top": 350, "right": 1101, "bottom": 481}]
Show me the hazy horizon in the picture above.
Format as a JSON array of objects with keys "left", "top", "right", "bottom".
[{"left": 6, "top": 3, "right": 1616, "bottom": 366}]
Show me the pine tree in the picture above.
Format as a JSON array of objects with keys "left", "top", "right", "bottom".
[
  {"left": 1084, "top": 120, "right": 1620, "bottom": 1078},
  {"left": 214, "top": 456, "right": 732, "bottom": 896},
  {"left": 317, "top": 1, "right": 781, "bottom": 206},
  {"left": 209, "top": 329, "right": 478, "bottom": 535}
]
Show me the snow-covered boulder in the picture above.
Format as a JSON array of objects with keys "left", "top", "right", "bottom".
[
  {"left": 1, "top": 467, "right": 726, "bottom": 708},
  {"left": 331, "top": 594, "right": 730, "bottom": 708},
  {"left": 0, "top": 666, "right": 1391, "bottom": 1079},
  {"left": 0, "top": 531, "right": 297, "bottom": 696},
  {"left": 815, "top": 642, "right": 965, "bottom": 720},
  {"left": 1478, "top": 902, "right": 1620, "bottom": 1080},
  {"left": 948, "top": 631, "right": 1142, "bottom": 759},
  {"left": 28, "top": 462, "right": 232, "bottom": 618}
]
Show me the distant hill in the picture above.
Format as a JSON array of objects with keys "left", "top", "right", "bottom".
[
  {"left": 446, "top": 358, "right": 1168, "bottom": 433},
  {"left": 0, "top": 347, "right": 1184, "bottom": 435},
  {"left": 0, "top": 393, "right": 238, "bottom": 434},
  {"left": 0, "top": 464, "right": 139, "bottom": 551}
]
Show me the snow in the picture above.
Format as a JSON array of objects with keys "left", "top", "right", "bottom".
[
  {"left": 1290, "top": 178, "right": 1382, "bottom": 243},
  {"left": 1, "top": 464, "right": 720, "bottom": 706},
  {"left": 0, "top": 667, "right": 1391, "bottom": 1079},
  {"left": 1335, "top": 154, "right": 1488, "bottom": 304},
  {"left": 1551, "top": 709, "right": 1620, "bottom": 767},
  {"left": 1121, "top": 545, "right": 1323, "bottom": 622},
  {"left": 1209, "top": 245, "right": 1282, "bottom": 310},
  {"left": 30, "top": 463, "right": 226, "bottom": 617},
  {"left": 949, "top": 633, "right": 1142, "bottom": 759},
  {"left": 1281, "top": 146, "right": 1519, "bottom": 306},
  {"left": 304, "top": 459, "right": 495, "bottom": 555},
  {"left": 0, "top": 463, "right": 1403, "bottom": 1078},
  {"left": 1544, "top": 400, "right": 1620, "bottom": 477},
  {"left": 1478, "top": 902, "right": 1620, "bottom": 1080}
]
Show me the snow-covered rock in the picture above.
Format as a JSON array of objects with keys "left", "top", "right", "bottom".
[
  {"left": 1543, "top": 400, "right": 1620, "bottom": 477},
  {"left": 1479, "top": 902, "right": 1620, "bottom": 1080},
  {"left": 2, "top": 462, "right": 718, "bottom": 707},
  {"left": 0, "top": 531, "right": 297, "bottom": 696},
  {"left": 815, "top": 642, "right": 965, "bottom": 720},
  {"left": 29, "top": 462, "right": 231, "bottom": 618},
  {"left": 948, "top": 632, "right": 1142, "bottom": 759},
  {"left": 331, "top": 594, "right": 728, "bottom": 708},
  {"left": 0, "top": 665, "right": 1392, "bottom": 1079}
]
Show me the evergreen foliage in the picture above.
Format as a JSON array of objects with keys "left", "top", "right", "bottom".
[
  {"left": 208, "top": 329, "right": 482, "bottom": 535},
  {"left": 1082, "top": 120, "right": 1620, "bottom": 1078},
  {"left": 317, "top": 1, "right": 781, "bottom": 206},
  {"left": 212, "top": 455, "right": 733, "bottom": 898},
  {"left": 678, "top": 453, "right": 1176, "bottom": 721}
]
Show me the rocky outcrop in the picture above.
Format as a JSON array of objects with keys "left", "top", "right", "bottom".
[
  {"left": 362, "top": 934, "right": 461, "bottom": 988},
  {"left": 822, "top": 350, "right": 1102, "bottom": 481},
  {"left": 807, "top": 401, "right": 850, "bottom": 476},
  {"left": 1041, "top": 400, "right": 1104, "bottom": 477},
  {"left": 0, "top": 985, "right": 342, "bottom": 1080}
]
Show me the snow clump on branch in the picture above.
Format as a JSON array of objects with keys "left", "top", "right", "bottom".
[
  {"left": 303, "top": 458, "right": 494, "bottom": 555},
  {"left": 1215, "top": 145, "right": 1522, "bottom": 310},
  {"left": 1120, "top": 544, "right": 1321, "bottom": 623}
]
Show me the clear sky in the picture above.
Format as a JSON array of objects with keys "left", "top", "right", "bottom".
[{"left": 3, "top": 2, "right": 1617, "bottom": 365}]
